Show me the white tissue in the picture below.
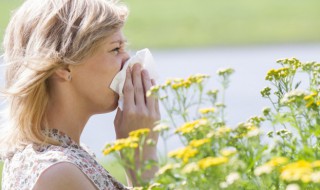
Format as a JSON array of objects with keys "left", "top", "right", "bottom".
[{"left": 110, "top": 48, "right": 159, "bottom": 110}]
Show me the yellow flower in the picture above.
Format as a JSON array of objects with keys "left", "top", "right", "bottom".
[
  {"left": 220, "top": 148, "right": 237, "bottom": 157},
  {"left": 156, "top": 163, "right": 180, "bottom": 176},
  {"left": 171, "top": 82, "right": 184, "bottom": 90},
  {"left": 198, "top": 156, "right": 228, "bottom": 169},
  {"left": 176, "top": 119, "right": 208, "bottom": 134},
  {"left": 254, "top": 157, "right": 288, "bottom": 176},
  {"left": 183, "top": 80, "right": 192, "bottom": 88},
  {"left": 153, "top": 124, "right": 170, "bottom": 132},
  {"left": 306, "top": 100, "right": 315, "bottom": 108},
  {"left": 266, "top": 157, "right": 289, "bottom": 167},
  {"left": 113, "top": 137, "right": 139, "bottom": 150},
  {"left": 312, "top": 160, "right": 320, "bottom": 168},
  {"left": 265, "top": 67, "right": 290, "bottom": 81},
  {"left": 146, "top": 85, "right": 160, "bottom": 97},
  {"left": 147, "top": 183, "right": 161, "bottom": 190},
  {"left": 129, "top": 128, "right": 150, "bottom": 138},
  {"left": 164, "top": 79, "right": 172, "bottom": 86},
  {"left": 102, "top": 137, "right": 139, "bottom": 155},
  {"left": 199, "top": 107, "right": 215, "bottom": 114},
  {"left": 102, "top": 144, "right": 115, "bottom": 155},
  {"left": 208, "top": 126, "right": 232, "bottom": 138},
  {"left": 182, "top": 162, "right": 200, "bottom": 174},
  {"left": 168, "top": 146, "right": 199, "bottom": 163},
  {"left": 254, "top": 164, "right": 273, "bottom": 176},
  {"left": 189, "top": 138, "right": 210, "bottom": 147},
  {"left": 174, "top": 78, "right": 184, "bottom": 83},
  {"left": 280, "top": 160, "right": 313, "bottom": 183},
  {"left": 217, "top": 68, "right": 235, "bottom": 76}
]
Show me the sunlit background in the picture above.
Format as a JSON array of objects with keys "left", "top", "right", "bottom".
[{"left": 1, "top": 0, "right": 320, "bottom": 184}]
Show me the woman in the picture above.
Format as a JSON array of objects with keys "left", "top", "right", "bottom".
[{"left": 0, "top": 0, "right": 160, "bottom": 189}]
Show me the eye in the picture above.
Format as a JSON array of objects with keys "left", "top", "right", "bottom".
[{"left": 110, "top": 47, "right": 121, "bottom": 55}]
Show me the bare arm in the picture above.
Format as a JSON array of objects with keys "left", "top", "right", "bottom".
[{"left": 33, "top": 162, "right": 97, "bottom": 190}]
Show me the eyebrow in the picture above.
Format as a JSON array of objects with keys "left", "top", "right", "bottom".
[{"left": 110, "top": 39, "right": 128, "bottom": 45}]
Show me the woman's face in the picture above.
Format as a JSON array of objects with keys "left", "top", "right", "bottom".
[{"left": 70, "top": 29, "right": 129, "bottom": 114}]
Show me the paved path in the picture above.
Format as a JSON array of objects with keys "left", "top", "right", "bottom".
[{"left": 2, "top": 43, "right": 320, "bottom": 159}]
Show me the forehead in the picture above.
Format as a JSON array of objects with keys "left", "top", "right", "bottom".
[{"left": 104, "top": 30, "right": 127, "bottom": 45}]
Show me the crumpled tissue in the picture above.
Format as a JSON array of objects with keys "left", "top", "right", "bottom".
[{"left": 110, "top": 48, "right": 159, "bottom": 110}]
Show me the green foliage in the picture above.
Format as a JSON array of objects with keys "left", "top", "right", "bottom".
[
  {"left": 1, "top": 0, "right": 320, "bottom": 49},
  {"left": 104, "top": 58, "right": 320, "bottom": 189},
  {"left": 123, "top": 0, "right": 320, "bottom": 48},
  {"left": 101, "top": 158, "right": 127, "bottom": 184},
  {"left": 0, "top": 0, "right": 23, "bottom": 44}
]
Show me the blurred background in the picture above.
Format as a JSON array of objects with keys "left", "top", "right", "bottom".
[{"left": 1, "top": 0, "right": 320, "bottom": 184}]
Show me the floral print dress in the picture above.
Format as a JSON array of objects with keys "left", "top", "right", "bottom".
[{"left": 2, "top": 129, "right": 129, "bottom": 190}]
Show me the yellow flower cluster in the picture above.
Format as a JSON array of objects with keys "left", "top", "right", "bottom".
[
  {"left": 235, "top": 123, "right": 260, "bottom": 138},
  {"left": 280, "top": 160, "right": 313, "bottom": 183},
  {"left": 280, "top": 89, "right": 308, "bottom": 105},
  {"left": 169, "top": 74, "right": 209, "bottom": 90},
  {"left": 129, "top": 128, "right": 150, "bottom": 138},
  {"left": 182, "top": 162, "right": 200, "bottom": 174},
  {"left": 176, "top": 118, "right": 208, "bottom": 135},
  {"left": 146, "top": 85, "right": 160, "bottom": 97},
  {"left": 217, "top": 68, "right": 235, "bottom": 76},
  {"left": 220, "top": 148, "right": 237, "bottom": 157},
  {"left": 304, "top": 91, "right": 320, "bottom": 108},
  {"left": 189, "top": 138, "right": 211, "bottom": 147},
  {"left": 168, "top": 146, "right": 199, "bottom": 163},
  {"left": 199, "top": 107, "right": 215, "bottom": 114},
  {"left": 255, "top": 158, "right": 320, "bottom": 184},
  {"left": 265, "top": 67, "right": 290, "bottom": 81},
  {"left": 103, "top": 136, "right": 139, "bottom": 155},
  {"left": 153, "top": 124, "right": 170, "bottom": 132},
  {"left": 260, "top": 87, "right": 271, "bottom": 97},
  {"left": 198, "top": 156, "right": 228, "bottom": 169},
  {"left": 278, "top": 160, "right": 320, "bottom": 183},
  {"left": 156, "top": 163, "right": 181, "bottom": 176},
  {"left": 254, "top": 157, "right": 288, "bottom": 176},
  {"left": 207, "top": 126, "right": 232, "bottom": 138},
  {"left": 277, "top": 58, "right": 302, "bottom": 70}
]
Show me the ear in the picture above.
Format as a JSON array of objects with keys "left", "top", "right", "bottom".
[{"left": 54, "top": 66, "right": 72, "bottom": 81}]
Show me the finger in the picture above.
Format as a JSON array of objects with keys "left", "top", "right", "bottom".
[
  {"left": 151, "top": 79, "right": 160, "bottom": 114},
  {"left": 123, "top": 66, "right": 134, "bottom": 109},
  {"left": 114, "top": 108, "right": 122, "bottom": 126},
  {"left": 132, "top": 64, "right": 145, "bottom": 106},
  {"left": 142, "top": 69, "right": 155, "bottom": 109}
]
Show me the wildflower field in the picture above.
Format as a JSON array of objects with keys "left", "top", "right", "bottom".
[{"left": 103, "top": 58, "right": 320, "bottom": 190}]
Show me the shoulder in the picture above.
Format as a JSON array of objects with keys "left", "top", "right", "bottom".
[{"left": 33, "top": 162, "right": 97, "bottom": 190}]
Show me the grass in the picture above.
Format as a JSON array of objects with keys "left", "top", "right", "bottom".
[
  {"left": 0, "top": 0, "right": 23, "bottom": 48},
  {"left": 0, "top": 0, "right": 320, "bottom": 49},
  {"left": 123, "top": 0, "right": 320, "bottom": 48},
  {"left": 0, "top": 159, "right": 127, "bottom": 188}
]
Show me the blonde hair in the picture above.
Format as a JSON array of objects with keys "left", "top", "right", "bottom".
[{"left": 0, "top": 0, "right": 128, "bottom": 159}]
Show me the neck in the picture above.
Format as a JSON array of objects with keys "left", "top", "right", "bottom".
[{"left": 45, "top": 94, "right": 91, "bottom": 145}]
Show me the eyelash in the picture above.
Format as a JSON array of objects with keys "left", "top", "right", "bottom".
[{"left": 112, "top": 47, "right": 121, "bottom": 54}]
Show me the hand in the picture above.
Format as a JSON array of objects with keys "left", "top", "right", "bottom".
[{"left": 114, "top": 64, "right": 160, "bottom": 141}]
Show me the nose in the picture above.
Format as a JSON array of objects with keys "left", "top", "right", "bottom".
[{"left": 121, "top": 51, "right": 130, "bottom": 70}]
